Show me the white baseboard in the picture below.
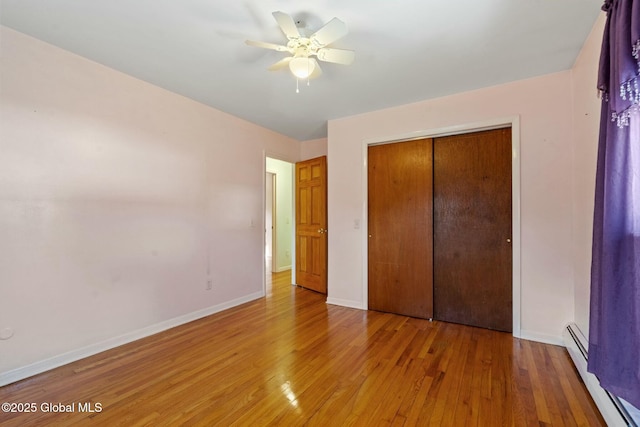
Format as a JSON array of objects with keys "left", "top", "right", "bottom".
[
  {"left": 274, "top": 265, "right": 292, "bottom": 273},
  {"left": 519, "top": 329, "right": 564, "bottom": 346},
  {"left": 563, "top": 323, "right": 635, "bottom": 427},
  {"left": 0, "top": 291, "right": 264, "bottom": 387},
  {"left": 326, "top": 297, "right": 365, "bottom": 310}
]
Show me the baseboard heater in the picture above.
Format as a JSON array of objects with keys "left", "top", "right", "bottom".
[{"left": 563, "top": 323, "right": 638, "bottom": 426}]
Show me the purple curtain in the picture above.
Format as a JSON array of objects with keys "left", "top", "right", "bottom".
[{"left": 588, "top": 0, "right": 640, "bottom": 409}]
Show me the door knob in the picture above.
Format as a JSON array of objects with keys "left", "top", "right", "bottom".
[{"left": 507, "top": 238, "right": 511, "bottom": 243}]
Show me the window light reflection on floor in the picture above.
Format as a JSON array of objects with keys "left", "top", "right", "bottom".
[{"left": 281, "top": 381, "right": 299, "bottom": 408}]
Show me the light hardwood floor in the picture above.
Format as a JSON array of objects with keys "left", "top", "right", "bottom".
[{"left": 0, "top": 271, "right": 604, "bottom": 426}]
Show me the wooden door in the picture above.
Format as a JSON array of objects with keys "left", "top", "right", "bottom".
[
  {"left": 368, "top": 139, "right": 434, "bottom": 319},
  {"left": 433, "top": 128, "right": 512, "bottom": 332},
  {"left": 295, "top": 156, "right": 327, "bottom": 294}
]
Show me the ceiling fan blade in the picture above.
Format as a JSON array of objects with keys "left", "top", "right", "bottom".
[
  {"left": 316, "top": 47, "right": 355, "bottom": 65},
  {"left": 272, "top": 11, "right": 300, "bottom": 40},
  {"left": 245, "top": 39, "right": 290, "bottom": 52},
  {"left": 268, "top": 57, "right": 293, "bottom": 71},
  {"left": 310, "top": 17, "right": 348, "bottom": 48},
  {"left": 309, "top": 59, "right": 323, "bottom": 80}
]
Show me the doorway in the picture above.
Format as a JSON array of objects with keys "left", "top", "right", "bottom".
[
  {"left": 367, "top": 127, "right": 514, "bottom": 332},
  {"left": 265, "top": 157, "right": 294, "bottom": 287},
  {"left": 265, "top": 172, "right": 276, "bottom": 273},
  {"left": 264, "top": 157, "right": 294, "bottom": 273}
]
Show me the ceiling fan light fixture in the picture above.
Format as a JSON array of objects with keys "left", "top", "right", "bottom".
[
  {"left": 289, "top": 57, "right": 316, "bottom": 79},
  {"left": 245, "top": 11, "right": 353, "bottom": 91}
]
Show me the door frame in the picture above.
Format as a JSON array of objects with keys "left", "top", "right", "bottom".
[{"left": 360, "top": 116, "right": 522, "bottom": 338}]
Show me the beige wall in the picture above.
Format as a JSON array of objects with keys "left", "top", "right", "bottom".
[
  {"left": 0, "top": 26, "right": 299, "bottom": 380},
  {"left": 570, "top": 13, "right": 606, "bottom": 338},
  {"left": 327, "top": 71, "right": 578, "bottom": 344},
  {"left": 300, "top": 138, "right": 328, "bottom": 160}
]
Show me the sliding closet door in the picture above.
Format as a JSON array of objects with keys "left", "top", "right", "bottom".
[
  {"left": 433, "top": 128, "right": 512, "bottom": 332},
  {"left": 368, "top": 139, "right": 434, "bottom": 319}
]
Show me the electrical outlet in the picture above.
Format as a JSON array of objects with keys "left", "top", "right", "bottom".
[{"left": 206, "top": 280, "right": 213, "bottom": 290}]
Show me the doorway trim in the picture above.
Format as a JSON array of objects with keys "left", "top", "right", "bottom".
[{"left": 360, "top": 116, "right": 522, "bottom": 338}]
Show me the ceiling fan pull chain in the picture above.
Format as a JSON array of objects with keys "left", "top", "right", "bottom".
[{"left": 296, "top": 78, "right": 300, "bottom": 93}]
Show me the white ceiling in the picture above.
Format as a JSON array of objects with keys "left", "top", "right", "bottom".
[{"left": 0, "top": 0, "right": 602, "bottom": 141}]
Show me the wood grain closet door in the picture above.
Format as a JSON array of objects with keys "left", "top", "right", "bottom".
[
  {"left": 368, "top": 139, "right": 434, "bottom": 319},
  {"left": 433, "top": 128, "right": 512, "bottom": 332},
  {"left": 295, "top": 156, "right": 327, "bottom": 294}
]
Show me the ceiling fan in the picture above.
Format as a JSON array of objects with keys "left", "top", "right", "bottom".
[{"left": 245, "top": 11, "right": 355, "bottom": 92}]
